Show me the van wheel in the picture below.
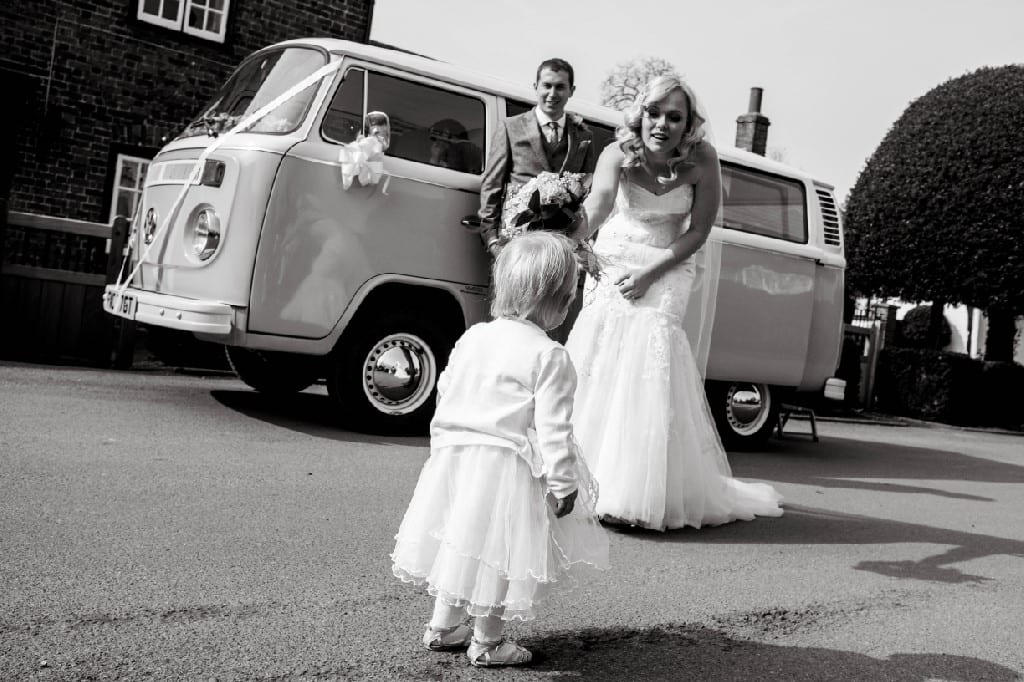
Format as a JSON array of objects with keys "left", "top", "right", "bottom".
[
  {"left": 706, "top": 381, "right": 780, "bottom": 450},
  {"left": 328, "top": 313, "right": 456, "bottom": 434},
  {"left": 225, "top": 346, "right": 322, "bottom": 395}
]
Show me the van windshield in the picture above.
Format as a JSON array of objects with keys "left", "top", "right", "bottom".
[{"left": 179, "top": 47, "right": 327, "bottom": 139}]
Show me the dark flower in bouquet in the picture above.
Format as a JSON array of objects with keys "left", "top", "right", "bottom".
[
  {"left": 509, "top": 171, "right": 587, "bottom": 234},
  {"left": 501, "top": 171, "right": 603, "bottom": 279}
]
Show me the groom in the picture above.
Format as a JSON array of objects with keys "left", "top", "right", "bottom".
[
  {"left": 477, "top": 58, "right": 597, "bottom": 259},
  {"left": 477, "top": 58, "right": 597, "bottom": 342}
]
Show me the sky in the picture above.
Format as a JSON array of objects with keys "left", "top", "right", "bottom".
[{"left": 370, "top": 0, "right": 1023, "bottom": 203}]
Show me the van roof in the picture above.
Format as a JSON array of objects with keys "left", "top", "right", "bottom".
[{"left": 259, "top": 37, "right": 833, "bottom": 190}]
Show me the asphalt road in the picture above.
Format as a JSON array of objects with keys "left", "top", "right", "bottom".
[{"left": 1, "top": 362, "right": 1022, "bottom": 681}]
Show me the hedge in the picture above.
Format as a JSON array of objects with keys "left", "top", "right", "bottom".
[
  {"left": 875, "top": 348, "right": 1023, "bottom": 428},
  {"left": 897, "top": 305, "right": 951, "bottom": 349}
]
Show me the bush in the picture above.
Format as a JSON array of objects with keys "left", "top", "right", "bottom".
[
  {"left": 979, "top": 361, "right": 1024, "bottom": 429},
  {"left": 875, "top": 348, "right": 1023, "bottom": 428},
  {"left": 897, "top": 305, "right": 951, "bottom": 349},
  {"left": 844, "top": 65, "right": 1024, "bottom": 342},
  {"left": 875, "top": 348, "right": 981, "bottom": 424}
]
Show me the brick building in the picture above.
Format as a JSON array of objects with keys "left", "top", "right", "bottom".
[
  {"left": 1, "top": 0, "right": 374, "bottom": 224},
  {"left": 0, "top": 0, "right": 373, "bottom": 366}
]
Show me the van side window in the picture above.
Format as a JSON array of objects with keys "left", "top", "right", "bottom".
[
  {"left": 505, "top": 100, "right": 532, "bottom": 117},
  {"left": 721, "top": 163, "right": 807, "bottom": 244},
  {"left": 322, "top": 68, "right": 365, "bottom": 144},
  {"left": 366, "top": 72, "right": 484, "bottom": 174}
]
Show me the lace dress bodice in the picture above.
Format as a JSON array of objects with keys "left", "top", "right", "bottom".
[
  {"left": 587, "top": 177, "right": 697, "bottom": 324},
  {"left": 600, "top": 177, "right": 694, "bottom": 248}
]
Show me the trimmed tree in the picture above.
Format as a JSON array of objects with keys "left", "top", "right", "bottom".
[
  {"left": 844, "top": 65, "right": 1024, "bottom": 361},
  {"left": 600, "top": 57, "right": 680, "bottom": 111}
]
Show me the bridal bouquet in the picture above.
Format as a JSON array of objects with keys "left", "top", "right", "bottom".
[
  {"left": 501, "top": 171, "right": 603, "bottom": 278},
  {"left": 503, "top": 171, "right": 587, "bottom": 239}
]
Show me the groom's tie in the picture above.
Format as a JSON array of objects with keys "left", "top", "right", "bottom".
[{"left": 545, "top": 121, "right": 559, "bottom": 146}]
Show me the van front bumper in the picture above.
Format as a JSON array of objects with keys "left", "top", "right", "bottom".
[{"left": 102, "top": 284, "right": 236, "bottom": 335}]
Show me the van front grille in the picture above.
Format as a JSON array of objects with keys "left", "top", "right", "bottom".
[{"left": 815, "top": 189, "right": 842, "bottom": 247}]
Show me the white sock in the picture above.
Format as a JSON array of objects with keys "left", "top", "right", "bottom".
[
  {"left": 473, "top": 614, "right": 504, "bottom": 643},
  {"left": 429, "top": 600, "right": 466, "bottom": 630}
]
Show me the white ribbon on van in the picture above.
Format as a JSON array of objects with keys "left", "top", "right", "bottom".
[
  {"left": 108, "top": 57, "right": 346, "bottom": 305},
  {"left": 338, "top": 135, "right": 387, "bottom": 190}
]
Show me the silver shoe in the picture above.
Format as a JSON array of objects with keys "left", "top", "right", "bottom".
[
  {"left": 467, "top": 637, "right": 533, "bottom": 667},
  {"left": 422, "top": 623, "right": 472, "bottom": 651}
]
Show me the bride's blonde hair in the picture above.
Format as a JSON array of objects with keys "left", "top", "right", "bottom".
[{"left": 617, "top": 75, "right": 707, "bottom": 183}]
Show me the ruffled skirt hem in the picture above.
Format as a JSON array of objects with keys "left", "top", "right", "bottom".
[{"left": 391, "top": 444, "right": 610, "bottom": 621}]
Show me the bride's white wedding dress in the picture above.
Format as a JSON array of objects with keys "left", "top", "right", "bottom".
[{"left": 565, "top": 172, "right": 783, "bottom": 531}]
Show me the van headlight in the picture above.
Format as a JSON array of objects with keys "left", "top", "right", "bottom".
[{"left": 191, "top": 208, "right": 221, "bottom": 261}]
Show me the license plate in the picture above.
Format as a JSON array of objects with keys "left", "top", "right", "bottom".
[{"left": 107, "top": 291, "right": 138, "bottom": 319}]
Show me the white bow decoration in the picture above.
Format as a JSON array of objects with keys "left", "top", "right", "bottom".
[{"left": 339, "top": 135, "right": 388, "bottom": 191}]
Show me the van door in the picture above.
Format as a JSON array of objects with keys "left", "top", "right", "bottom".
[
  {"left": 706, "top": 164, "right": 819, "bottom": 387},
  {"left": 249, "top": 62, "right": 493, "bottom": 338}
]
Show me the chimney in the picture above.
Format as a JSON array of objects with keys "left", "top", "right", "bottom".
[{"left": 735, "top": 87, "right": 770, "bottom": 155}]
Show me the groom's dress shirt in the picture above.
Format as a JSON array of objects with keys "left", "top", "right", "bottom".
[
  {"left": 477, "top": 106, "right": 597, "bottom": 250},
  {"left": 534, "top": 108, "right": 566, "bottom": 144}
]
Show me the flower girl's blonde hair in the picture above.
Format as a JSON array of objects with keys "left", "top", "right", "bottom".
[
  {"left": 617, "top": 75, "right": 707, "bottom": 183},
  {"left": 490, "top": 232, "right": 578, "bottom": 330}
]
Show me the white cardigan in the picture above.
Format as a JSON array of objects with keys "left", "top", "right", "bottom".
[{"left": 430, "top": 319, "right": 579, "bottom": 498}]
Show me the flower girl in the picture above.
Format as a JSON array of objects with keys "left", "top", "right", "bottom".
[{"left": 391, "top": 231, "right": 609, "bottom": 668}]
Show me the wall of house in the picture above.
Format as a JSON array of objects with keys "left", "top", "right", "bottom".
[
  {"left": 1, "top": 0, "right": 373, "bottom": 224},
  {"left": 892, "top": 301, "right": 1024, "bottom": 364}
]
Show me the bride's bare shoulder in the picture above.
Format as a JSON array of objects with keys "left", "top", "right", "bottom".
[
  {"left": 598, "top": 143, "right": 626, "bottom": 165},
  {"left": 693, "top": 139, "right": 719, "bottom": 163},
  {"left": 692, "top": 142, "right": 721, "bottom": 175}
]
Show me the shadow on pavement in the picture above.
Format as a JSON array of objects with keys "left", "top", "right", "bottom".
[
  {"left": 730, "top": 435, "right": 1024, "bottom": 500},
  {"left": 388, "top": 624, "right": 1021, "bottom": 681},
  {"left": 211, "top": 387, "right": 1024, "bottom": 585},
  {"left": 606, "top": 505, "right": 1024, "bottom": 584},
  {"left": 208, "top": 388, "right": 428, "bottom": 446}
]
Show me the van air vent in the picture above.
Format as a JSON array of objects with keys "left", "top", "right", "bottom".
[{"left": 815, "top": 189, "right": 842, "bottom": 247}]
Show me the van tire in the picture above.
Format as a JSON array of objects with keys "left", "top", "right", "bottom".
[
  {"left": 705, "top": 381, "right": 780, "bottom": 450},
  {"left": 328, "top": 313, "right": 456, "bottom": 435},
  {"left": 225, "top": 346, "right": 322, "bottom": 395}
]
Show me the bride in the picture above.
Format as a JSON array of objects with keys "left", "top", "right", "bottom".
[{"left": 566, "top": 75, "right": 783, "bottom": 531}]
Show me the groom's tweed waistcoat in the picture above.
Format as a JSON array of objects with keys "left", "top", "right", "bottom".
[{"left": 540, "top": 123, "right": 569, "bottom": 173}]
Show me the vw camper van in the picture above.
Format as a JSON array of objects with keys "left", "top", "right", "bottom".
[{"left": 104, "top": 38, "right": 846, "bottom": 447}]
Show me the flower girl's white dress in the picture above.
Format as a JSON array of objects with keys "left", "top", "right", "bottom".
[
  {"left": 392, "top": 319, "right": 609, "bottom": 621},
  {"left": 566, "top": 172, "right": 784, "bottom": 531}
]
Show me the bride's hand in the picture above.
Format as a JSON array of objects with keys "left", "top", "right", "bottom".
[{"left": 614, "top": 268, "right": 653, "bottom": 301}]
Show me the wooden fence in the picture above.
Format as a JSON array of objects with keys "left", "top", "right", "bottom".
[{"left": 0, "top": 206, "right": 133, "bottom": 367}]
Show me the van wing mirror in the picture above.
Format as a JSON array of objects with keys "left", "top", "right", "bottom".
[{"left": 364, "top": 111, "right": 391, "bottom": 151}]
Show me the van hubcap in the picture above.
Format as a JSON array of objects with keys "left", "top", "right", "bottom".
[
  {"left": 724, "top": 383, "right": 772, "bottom": 436},
  {"left": 361, "top": 333, "right": 436, "bottom": 415}
]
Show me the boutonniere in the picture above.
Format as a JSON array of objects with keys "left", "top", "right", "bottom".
[{"left": 567, "top": 112, "right": 588, "bottom": 132}]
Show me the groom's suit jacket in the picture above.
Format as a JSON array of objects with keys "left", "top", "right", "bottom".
[{"left": 477, "top": 110, "right": 598, "bottom": 247}]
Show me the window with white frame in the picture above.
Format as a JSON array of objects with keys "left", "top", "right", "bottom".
[
  {"left": 137, "top": 0, "right": 230, "bottom": 43},
  {"left": 110, "top": 155, "right": 151, "bottom": 224}
]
